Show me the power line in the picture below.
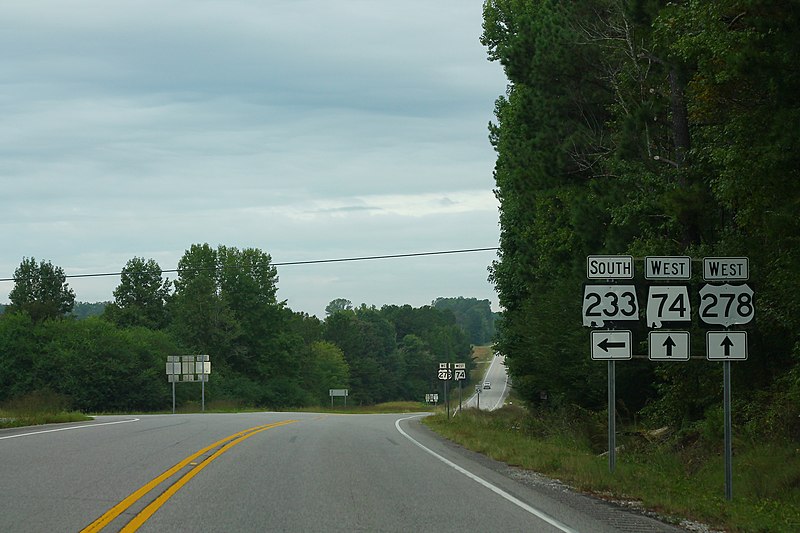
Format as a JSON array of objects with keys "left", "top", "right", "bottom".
[{"left": 0, "top": 247, "right": 500, "bottom": 282}]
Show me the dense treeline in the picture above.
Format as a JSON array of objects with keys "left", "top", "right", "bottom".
[
  {"left": 0, "top": 246, "right": 475, "bottom": 411},
  {"left": 484, "top": 0, "right": 800, "bottom": 437},
  {"left": 432, "top": 297, "right": 498, "bottom": 345}
]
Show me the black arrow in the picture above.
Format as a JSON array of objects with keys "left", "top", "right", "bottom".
[
  {"left": 663, "top": 335, "right": 676, "bottom": 357},
  {"left": 598, "top": 338, "right": 626, "bottom": 352},
  {"left": 721, "top": 335, "right": 734, "bottom": 357}
]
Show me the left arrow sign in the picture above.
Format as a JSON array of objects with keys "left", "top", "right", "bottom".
[{"left": 591, "top": 330, "right": 632, "bottom": 360}]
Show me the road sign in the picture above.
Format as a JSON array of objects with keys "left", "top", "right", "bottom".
[
  {"left": 425, "top": 394, "right": 439, "bottom": 403},
  {"left": 587, "top": 255, "right": 633, "bottom": 279},
  {"left": 645, "top": 256, "right": 691, "bottom": 280},
  {"left": 454, "top": 369, "right": 466, "bottom": 380},
  {"left": 438, "top": 362, "right": 452, "bottom": 381},
  {"left": 582, "top": 285, "right": 639, "bottom": 327},
  {"left": 699, "top": 283, "right": 754, "bottom": 327},
  {"left": 648, "top": 331, "right": 690, "bottom": 361},
  {"left": 707, "top": 331, "right": 748, "bottom": 360},
  {"left": 703, "top": 257, "right": 749, "bottom": 281},
  {"left": 329, "top": 389, "right": 348, "bottom": 397},
  {"left": 646, "top": 285, "right": 691, "bottom": 327},
  {"left": 591, "top": 330, "right": 632, "bottom": 360}
]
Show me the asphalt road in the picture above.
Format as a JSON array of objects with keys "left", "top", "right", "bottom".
[
  {"left": 0, "top": 413, "right": 685, "bottom": 532},
  {"left": 462, "top": 354, "right": 511, "bottom": 411}
]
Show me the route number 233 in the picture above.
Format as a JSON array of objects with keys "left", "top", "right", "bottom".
[{"left": 582, "top": 285, "right": 639, "bottom": 327}]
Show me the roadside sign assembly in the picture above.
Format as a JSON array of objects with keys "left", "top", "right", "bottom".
[
  {"left": 166, "top": 355, "right": 211, "bottom": 413},
  {"left": 329, "top": 388, "right": 349, "bottom": 408},
  {"left": 583, "top": 254, "right": 753, "bottom": 500}
]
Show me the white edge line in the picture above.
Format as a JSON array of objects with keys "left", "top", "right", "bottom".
[
  {"left": 492, "top": 357, "right": 510, "bottom": 410},
  {"left": 395, "top": 415, "right": 578, "bottom": 533},
  {"left": 0, "top": 418, "right": 140, "bottom": 440}
]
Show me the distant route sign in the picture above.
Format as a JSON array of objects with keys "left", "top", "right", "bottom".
[
  {"left": 587, "top": 255, "right": 633, "bottom": 279},
  {"left": 453, "top": 363, "right": 466, "bottom": 381}
]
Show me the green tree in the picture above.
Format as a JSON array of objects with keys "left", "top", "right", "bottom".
[
  {"left": 104, "top": 257, "right": 172, "bottom": 329},
  {"left": 432, "top": 297, "right": 497, "bottom": 344},
  {"left": 7, "top": 257, "right": 75, "bottom": 322},
  {"left": 325, "top": 298, "right": 353, "bottom": 316},
  {"left": 304, "top": 341, "right": 350, "bottom": 405}
]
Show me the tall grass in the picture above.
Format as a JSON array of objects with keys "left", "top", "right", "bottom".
[
  {"left": 0, "top": 390, "right": 91, "bottom": 428},
  {"left": 424, "top": 405, "right": 800, "bottom": 532}
]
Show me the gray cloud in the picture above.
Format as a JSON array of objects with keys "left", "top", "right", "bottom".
[{"left": 0, "top": 1, "right": 505, "bottom": 316}]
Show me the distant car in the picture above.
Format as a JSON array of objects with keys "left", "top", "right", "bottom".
[{"left": 483, "top": 381, "right": 491, "bottom": 389}]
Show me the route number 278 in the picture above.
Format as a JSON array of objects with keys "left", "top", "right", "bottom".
[
  {"left": 699, "top": 283, "right": 754, "bottom": 327},
  {"left": 582, "top": 285, "right": 639, "bottom": 327}
]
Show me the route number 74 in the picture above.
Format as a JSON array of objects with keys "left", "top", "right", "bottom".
[{"left": 646, "top": 286, "right": 691, "bottom": 328}]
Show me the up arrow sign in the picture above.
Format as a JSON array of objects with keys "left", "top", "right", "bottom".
[
  {"left": 707, "top": 331, "right": 748, "bottom": 361},
  {"left": 648, "top": 331, "right": 690, "bottom": 361},
  {"left": 720, "top": 335, "right": 734, "bottom": 357},
  {"left": 663, "top": 335, "right": 677, "bottom": 357}
]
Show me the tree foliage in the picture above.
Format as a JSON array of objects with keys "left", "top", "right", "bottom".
[
  {"left": 483, "top": 0, "right": 800, "bottom": 433},
  {"left": 7, "top": 257, "right": 75, "bottom": 322},
  {"left": 432, "top": 297, "right": 497, "bottom": 345},
  {"left": 104, "top": 257, "right": 171, "bottom": 329}
]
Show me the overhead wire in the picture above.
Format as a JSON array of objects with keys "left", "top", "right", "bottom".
[{"left": 0, "top": 247, "right": 500, "bottom": 282}]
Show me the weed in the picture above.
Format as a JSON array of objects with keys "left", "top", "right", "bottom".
[{"left": 423, "top": 405, "right": 800, "bottom": 532}]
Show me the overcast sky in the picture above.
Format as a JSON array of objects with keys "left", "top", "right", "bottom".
[{"left": 0, "top": 1, "right": 507, "bottom": 317}]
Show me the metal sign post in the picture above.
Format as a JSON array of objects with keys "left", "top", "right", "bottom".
[
  {"left": 454, "top": 363, "right": 466, "bottom": 413},
  {"left": 723, "top": 360, "right": 733, "bottom": 501},
  {"left": 608, "top": 361, "right": 616, "bottom": 473},
  {"left": 584, "top": 256, "right": 637, "bottom": 474},
  {"left": 438, "top": 363, "right": 452, "bottom": 419},
  {"left": 329, "top": 389, "right": 349, "bottom": 408},
  {"left": 702, "top": 257, "right": 752, "bottom": 501}
]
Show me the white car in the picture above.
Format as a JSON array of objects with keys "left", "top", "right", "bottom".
[{"left": 483, "top": 381, "right": 491, "bottom": 389}]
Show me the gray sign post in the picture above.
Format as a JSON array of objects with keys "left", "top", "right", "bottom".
[
  {"left": 584, "top": 255, "right": 637, "bottom": 473},
  {"left": 702, "top": 257, "right": 752, "bottom": 501}
]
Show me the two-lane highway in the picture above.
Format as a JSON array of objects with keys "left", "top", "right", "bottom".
[
  {"left": 463, "top": 354, "right": 511, "bottom": 411},
  {"left": 0, "top": 413, "right": 683, "bottom": 532}
]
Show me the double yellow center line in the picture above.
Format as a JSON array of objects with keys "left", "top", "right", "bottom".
[{"left": 82, "top": 419, "right": 298, "bottom": 532}]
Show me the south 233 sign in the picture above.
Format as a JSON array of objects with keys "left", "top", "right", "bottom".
[{"left": 582, "top": 285, "right": 639, "bottom": 327}]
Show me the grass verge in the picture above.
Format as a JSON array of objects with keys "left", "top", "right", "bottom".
[
  {"left": 423, "top": 405, "right": 800, "bottom": 533},
  {"left": 0, "top": 390, "right": 91, "bottom": 429}
]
